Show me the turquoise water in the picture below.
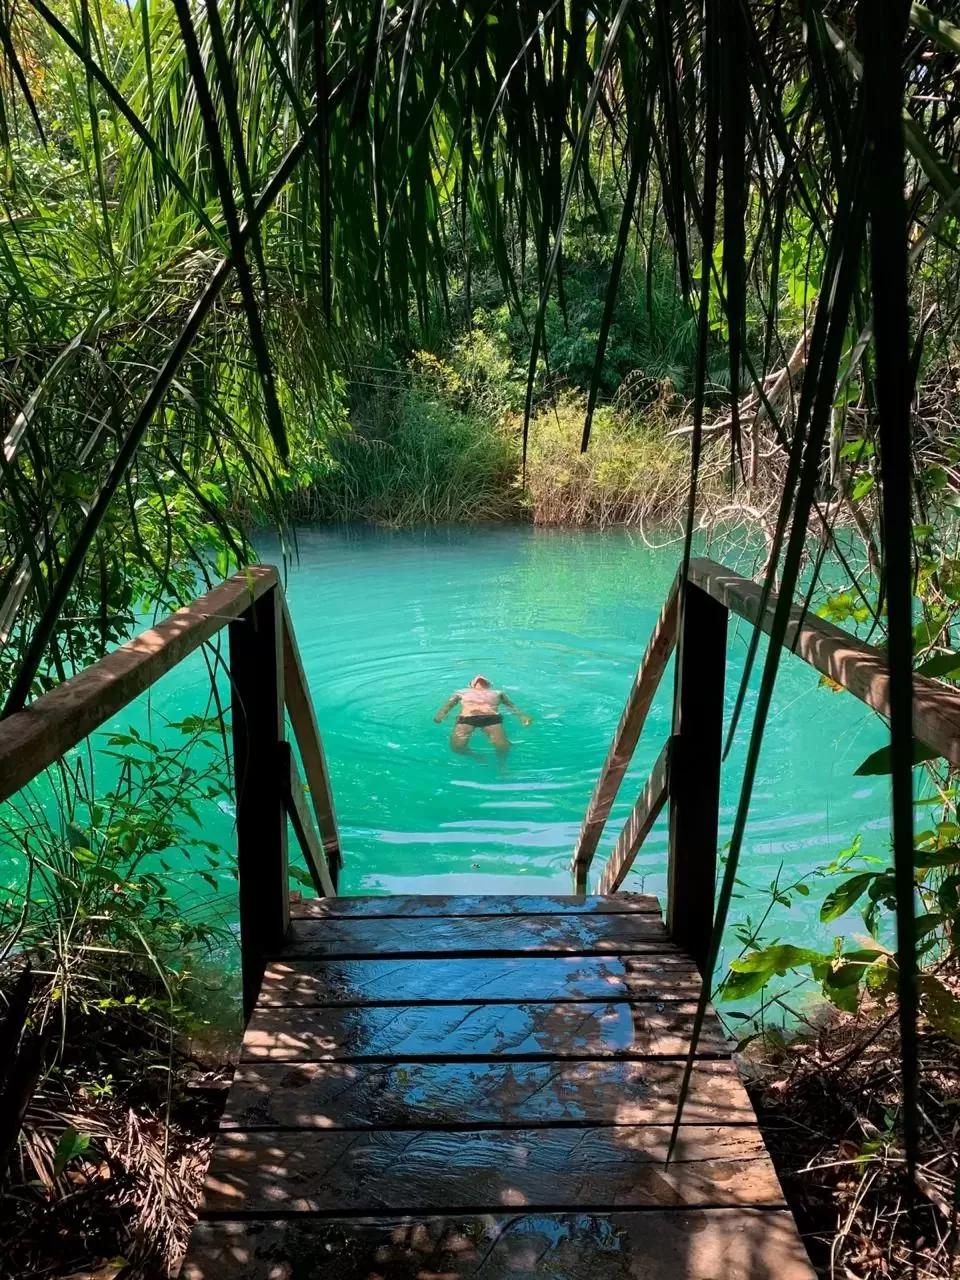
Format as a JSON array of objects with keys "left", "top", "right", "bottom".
[
  {"left": 7, "top": 525, "right": 894, "bottom": 968},
  {"left": 268, "top": 526, "right": 888, "bottom": 954}
]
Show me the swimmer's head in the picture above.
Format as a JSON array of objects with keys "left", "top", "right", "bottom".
[{"left": 471, "top": 674, "right": 491, "bottom": 689}]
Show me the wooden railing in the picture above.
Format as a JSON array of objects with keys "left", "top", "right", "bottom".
[
  {"left": 574, "top": 556, "right": 960, "bottom": 973},
  {"left": 0, "top": 566, "right": 341, "bottom": 1019}
]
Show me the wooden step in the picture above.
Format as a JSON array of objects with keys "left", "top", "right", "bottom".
[
  {"left": 221, "top": 1058, "right": 755, "bottom": 1130},
  {"left": 276, "top": 912, "right": 674, "bottom": 959},
  {"left": 260, "top": 952, "right": 701, "bottom": 1005},
  {"left": 241, "top": 998, "right": 729, "bottom": 1061},
  {"left": 291, "top": 892, "right": 661, "bottom": 917},
  {"left": 182, "top": 894, "right": 814, "bottom": 1280},
  {"left": 201, "top": 1124, "right": 785, "bottom": 1215},
  {"left": 184, "top": 1210, "right": 816, "bottom": 1280}
]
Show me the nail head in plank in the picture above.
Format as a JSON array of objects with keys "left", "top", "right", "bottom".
[
  {"left": 200, "top": 1124, "right": 786, "bottom": 1215},
  {"left": 240, "top": 1000, "right": 729, "bottom": 1062},
  {"left": 183, "top": 1210, "right": 816, "bottom": 1280},
  {"left": 222, "top": 1058, "right": 755, "bottom": 1129}
]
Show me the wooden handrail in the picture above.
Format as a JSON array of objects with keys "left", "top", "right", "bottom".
[
  {"left": 278, "top": 593, "right": 342, "bottom": 885},
  {"left": 278, "top": 742, "right": 336, "bottom": 898},
  {"left": 0, "top": 566, "right": 342, "bottom": 1021},
  {"left": 597, "top": 739, "right": 670, "bottom": 896},
  {"left": 584, "top": 554, "right": 960, "bottom": 974},
  {"left": 570, "top": 573, "right": 680, "bottom": 893},
  {"left": 688, "top": 557, "right": 960, "bottom": 766},
  {"left": 0, "top": 567, "right": 279, "bottom": 806}
]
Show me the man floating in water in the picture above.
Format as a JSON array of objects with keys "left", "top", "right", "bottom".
[{"left": 434, "top": 674, "right": 532, "bottom": 759}]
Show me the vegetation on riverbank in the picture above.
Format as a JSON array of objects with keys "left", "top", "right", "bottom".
[
  {"left": 0, "top": 720, "right": 240, "bottom": 1277},
  {"left": 744, "top": 999, "right": 960, "bottom": 1279}
]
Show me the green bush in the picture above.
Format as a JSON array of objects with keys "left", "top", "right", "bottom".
[{"left": 282, "top": 376, "right": 522, "bottom": 525}]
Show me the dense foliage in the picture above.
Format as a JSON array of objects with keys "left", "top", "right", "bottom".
[{"left": 2, "top": 0, "right": 960, "bottom": 1272}]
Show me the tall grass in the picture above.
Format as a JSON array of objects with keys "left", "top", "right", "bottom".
[
  {"left": 263, "top": 348, "right": 708, "bottom": 529},
  {"left": 524, "top": 395, "right": 690, "bottom": 527},
  {"left": 281, "top": 388, "right": 521, "bottom": 525}
]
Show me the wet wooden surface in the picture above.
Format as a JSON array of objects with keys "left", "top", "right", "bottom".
[
  {"left": 242, "top": 999, "right": 729, "bottom": 1060},
  {"left": 222, "top": 1059, "right": 754, "bottom": 1129},
  {"left": 291, "top": 892, "right": 660, "bottom": 917},
  {"left": 278, "top": 912, "right": 673, "bottom": 958},
  {"left": 202, "top": 1124, "right": 783, "bottom": 1214},
  {"left": 260, "top": 952, "right": 701, "bottom": 1004},
  {"left": 183, "top": 894, "right": 814, "bottom": 1278},
  {"left": 183, "top": 1210, "right": 816, "bottom": 1280}
]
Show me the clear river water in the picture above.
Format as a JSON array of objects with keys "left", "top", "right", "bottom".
[{"left": 11, "top": 525, "right": 895, "bottom": 973}]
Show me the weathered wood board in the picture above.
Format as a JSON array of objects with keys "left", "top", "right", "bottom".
[
  {"left": 183, "top": 1210, "right": 816, "bottom": 1280},
  {"left": 182, "top": 893, "right": 814, "bottom": 1280},
  {"left": 241, "top": 999, "right": 728, "bottom": 1061},
  {"left": 278, "top": 912, "right": 674, "bottom": 958},
  {"left": 290, "top": 892, "right": 660, "bottom": 917},
  {"left": 259, "top": 952, "right": 702, "bottom": 1005},
  {"left": 202, "top": 1124, "right": 784, "bottom": 1215},
  {"left": 221, "top": 1058, "right": 753, "bottom": 1129}
]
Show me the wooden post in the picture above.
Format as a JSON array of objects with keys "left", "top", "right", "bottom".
[
  {"left": 666, "top": 582, "right": 727, "bottom": 974},
  {"left": 230, "top": 586, "right": 289, "bottom": 1020}
]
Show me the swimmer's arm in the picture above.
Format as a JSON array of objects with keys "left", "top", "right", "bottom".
[
  {"left": 500, "top": 693, "right": 533, "bottom": 727},
  {"left": 434, "top": 694, "right": 461, "bottom": 723}
]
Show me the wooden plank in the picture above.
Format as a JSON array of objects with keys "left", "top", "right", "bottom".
[
  {"left": 276, "top": 913, "right": 674, "bottom": 959},
  {"left": 570, "top": 572, "right": 680, "bottom": 893},
  {"left": 688, "top": 555, "right": 960, "bottom": 767},
  {"left": 200, "top": 1125, "right": 785, "bottom": 1214},
  {"left": 290, "top": 892, "right": 662, "bottom": 918},
  {"left": 183, "top": 1210, "right": 816, "bottom": 1280},
  {"left": 240, "top": 1000, "right": 729, "bottom": 1061},
  {"left": 260, "top": 953, "right": 702, "bottom": 1005},
  {"left": 279, "top": 743, "right": 336, "bottom": 899},
  {"left": 597, "top": 741, "right": 670, "bottom": 895},
  {"left": 278, "top": 592, "right": 342, "bottom": 887},
  {"left": 230, "top": 588, "right": 289, "bottom": 1020},
  {"left": 0, "top": 566, "right": 278, "bottom": 806},
  {"left": 221, "top": 1058, "right": 754, "bottom": 1129},
  {"left": 667, "top": 583, "right": 727, "bottom": 972}
]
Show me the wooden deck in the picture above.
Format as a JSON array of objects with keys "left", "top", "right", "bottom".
[{"left": 181, "top": 894, "right": 815, "bottom": 1279}]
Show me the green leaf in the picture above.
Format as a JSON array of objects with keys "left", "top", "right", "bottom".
[
  {"left": 916, "top": 652, "right": 960, "bottom": 680},
  {"left": 730, "top": 944, "right": 827, "bottom": 974},
  {"left": 820, "top": 872, "right": 876, "bottom": 922},
  {"left": 822, "top": 976, "right": 860, "bottom": 1012},
  {"left": 840, "top": 438, "right": 874, "bottom": 460},
  {"left": 914, "top": 845, "right": 960, "bottom": 869},
  {"left": 918, "top": 974, "right": 960, "bottom": 1042},
  {"left": 826, "top": 960, "right": 866, "bottom": 987},
  {"left": 720, "top": 943, "right": 829, "bottom": 999},
  {"left": 854, "top": 739, "right": 941, "bottom": 775},
  {"left": 851, "top": 473, "right": 874, "bottom": 500},
  {"left": 54, "top": 1128, "right": 91, "bottom": 1177},
  {"left": 910, "top": 3, "right": 960, "bottom": 57}
]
